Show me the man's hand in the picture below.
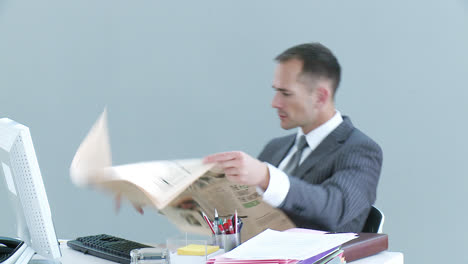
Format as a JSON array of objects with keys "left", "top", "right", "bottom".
[
  {"left": 115, "top": 193, "right": 144, "bottom": 215},
  {"left": 203, "top": 151, "right": 270, "bottom": 190}
]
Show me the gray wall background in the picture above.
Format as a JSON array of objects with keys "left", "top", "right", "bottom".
[{"left": 1, "top": 1, "right": 467, "bottom": 263}]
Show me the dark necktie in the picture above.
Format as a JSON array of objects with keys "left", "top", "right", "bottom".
[{"left": 283, "top": 135, "right": 308, "bottom": 175}]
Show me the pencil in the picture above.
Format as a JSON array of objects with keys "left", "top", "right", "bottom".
[{"left": 202, "top": 211, "right": 215, "bottom": 235}]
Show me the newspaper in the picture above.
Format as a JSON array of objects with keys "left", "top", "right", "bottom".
[{"left": 70, "top": 110, "right": 296, "bottom": 240}]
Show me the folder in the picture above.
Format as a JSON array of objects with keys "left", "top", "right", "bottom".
[{"left": 341, "top": 233, "right": 388, "bottom": 262}]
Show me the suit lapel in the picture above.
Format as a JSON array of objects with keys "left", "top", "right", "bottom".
[
  {"left": 270, "top": 134, "right": 296, "bottom": 167},
  {"left": 295, "top": 116, "right": 355, "bottom": 178}
]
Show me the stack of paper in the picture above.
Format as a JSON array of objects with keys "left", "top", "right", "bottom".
[{"left": 207, "top": 229, "right": 356, "bottom": 264}]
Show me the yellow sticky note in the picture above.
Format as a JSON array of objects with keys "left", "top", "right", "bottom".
[{"left": 177, "top": 244, "right": 219, "bottom": 256}]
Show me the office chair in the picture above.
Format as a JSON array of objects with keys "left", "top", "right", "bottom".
[{"left": 362, "top": 206, "right": 384, "bottom": 233}]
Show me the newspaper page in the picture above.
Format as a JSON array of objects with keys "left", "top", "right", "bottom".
[
  {"left": 96, "top": 159, "right": 214, "bottom": 209},
  {"left": 161, "top": 170, "right": 296, "bottom": 241},
  {"left": 69, "top": 110, "right": 213, "bottom": 209},
  {"left": 70, "top": 110, "right": 296, "bottom": 240}
]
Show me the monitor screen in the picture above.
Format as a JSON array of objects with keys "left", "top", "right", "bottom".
[{"left": 0, "top": 118, "right": 61, "bottom": 261}]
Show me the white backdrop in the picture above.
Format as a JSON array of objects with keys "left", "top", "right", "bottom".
[{"left": 1, "top": 1, "right": 468, "bottom": 263}]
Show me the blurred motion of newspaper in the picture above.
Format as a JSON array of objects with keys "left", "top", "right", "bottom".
[{"left": 70, "top": 110, "right": 295, "bottom": 240}]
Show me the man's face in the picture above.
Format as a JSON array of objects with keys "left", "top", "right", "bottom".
[{"left": 271, "top": 59, "right": 320, "bottom": 134}]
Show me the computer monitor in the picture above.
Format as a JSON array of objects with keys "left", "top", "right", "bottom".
[{"left": 0, "top": 118, "right": 61, "bottom": 263}]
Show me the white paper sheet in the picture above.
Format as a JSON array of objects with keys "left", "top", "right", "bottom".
[{"left": 223, "top": 229, "right": 356, "bottom": 260}]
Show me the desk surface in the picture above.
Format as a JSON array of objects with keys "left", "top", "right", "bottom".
[{"left": 31, "top": 242, "right": 403, "bottom": 264}]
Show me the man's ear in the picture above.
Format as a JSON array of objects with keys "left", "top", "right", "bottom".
[{"left": 315, "top": 85, "right": 330, "bottom": 108}]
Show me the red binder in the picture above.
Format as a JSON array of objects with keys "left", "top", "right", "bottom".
[{"left": 341, "top": 233, "right": 388, "bottom": 262}]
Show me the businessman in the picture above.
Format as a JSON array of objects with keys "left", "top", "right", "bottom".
[{"left": 204, "top": 43, "right": 383, "bottom": 232}]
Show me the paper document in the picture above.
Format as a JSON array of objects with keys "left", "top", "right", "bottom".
[
  {"left": 70, "top": 110, "right": 296, "bottom": 240},
  {"left": 223, "top": 229, "right": 356, "bottom": 260}
]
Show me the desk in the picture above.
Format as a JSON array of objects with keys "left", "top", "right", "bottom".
[
  {"left": 350, "top": 251, "right": 403, "bottom": 264},
  {"left": 30, "top": 242, "right": 403, "bottom": 264}
]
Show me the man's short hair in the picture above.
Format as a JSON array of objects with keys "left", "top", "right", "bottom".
[{"left": 275, "top": 43, "right": 341, "bottom": 95}]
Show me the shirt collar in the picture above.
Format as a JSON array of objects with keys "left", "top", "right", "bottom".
[{"left": 296, "top": 110, "right": 343, "bottom": 151}]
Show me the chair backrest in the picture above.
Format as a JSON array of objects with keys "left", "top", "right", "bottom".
[{"left": 362, "top": 206, "right": 384, "bottom": 233}]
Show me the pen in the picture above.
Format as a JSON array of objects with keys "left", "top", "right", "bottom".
[
  {"left": 227, "top": 219, "right": 234, "bottom": 234},
  {"left": 202, "top": 211, "right": 215, "bottom": 235},
  {"left": 238, "top": 217, "right": 243, "bottom": 232},
  {"left": 217, "top": 224, "right": 225, "bottom": 234},
  {"left": 214, "top": 209, "right": 219, "bottom": 234},
  {"left": 223, "top": 221, "right": 232, "bottom": 234},
  {"left": 234, "top": 209, "right": 238, "bottom": 234}
]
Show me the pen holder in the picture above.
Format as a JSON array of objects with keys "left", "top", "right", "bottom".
[
  {"left": 222, "top": 233, "right": 241, "bottom": 252},
  {"left": 212, "top": 233, "right": 241, "bottom": 252},
  {"left": 212, "top": 234, "right": 224, "bottom": 248}
]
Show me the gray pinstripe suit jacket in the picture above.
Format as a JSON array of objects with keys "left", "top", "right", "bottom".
[{"left": 258, "top": 116, "right": 382, "bottom": 232}]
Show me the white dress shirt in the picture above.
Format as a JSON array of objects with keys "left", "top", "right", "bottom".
[{"left": 257, "top": 111, "right": 343, "bottom": 207}]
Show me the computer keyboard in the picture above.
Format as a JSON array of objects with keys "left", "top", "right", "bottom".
[{"left": 67, "top": 234, "right": 153, "bottom": 264}]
